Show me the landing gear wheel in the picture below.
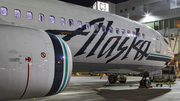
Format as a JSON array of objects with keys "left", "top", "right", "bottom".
[
  {"left": 108, "top": 75, "right": 117, "bottom": 84},
  {"left": 139, "top": 72, "right": 151, "bottom": 88},
  {"left": 144, "top": 79, "right": 151, "bottom": 88},
  {"left": 119, "top": 78, "right": 126, "bottom": 83},
  {"left": 140, "top": 79, "right": 151, "bottom": 88}
]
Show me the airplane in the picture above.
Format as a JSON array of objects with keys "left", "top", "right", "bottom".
[{"left": 0, "top": 0, "right": 174, "bottom": 100}]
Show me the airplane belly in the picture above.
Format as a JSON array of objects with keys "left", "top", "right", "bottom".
[{"left": 73, "top": 62, "right": 163, "bottom": 73}]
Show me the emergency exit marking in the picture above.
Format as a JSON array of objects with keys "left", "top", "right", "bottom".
[{"left": 41, "top": 52, "right": 46, "bottom": 58}]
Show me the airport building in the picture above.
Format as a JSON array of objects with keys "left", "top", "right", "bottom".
[
  {"left": 93, "top": 0, "right": 180, "bottom": 37},
  {"left": 115, "top": 0, "right": 180, "bottom": 73},
  {"left": 116, "top": 0, "right": 180, "bottom": 37}
]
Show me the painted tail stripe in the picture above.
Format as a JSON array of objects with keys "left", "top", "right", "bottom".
[
  {"left": 57, "top": 36, "right": 68, "bottom": 93},
  {"left": 46, "top": 33, "right": 64, "bottom": 96},
  {"left": 19, "top": 63, "right": 30, "bottom": 99}
]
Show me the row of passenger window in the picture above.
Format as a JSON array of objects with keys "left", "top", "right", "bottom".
[{"left": 1, "top": 7, "right": 146, "bottom": 39}]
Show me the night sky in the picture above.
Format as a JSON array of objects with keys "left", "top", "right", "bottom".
[{"left": 59, "top": 0, "right": 129, "bottom": 7}]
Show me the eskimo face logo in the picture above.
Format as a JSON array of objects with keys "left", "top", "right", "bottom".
[{"left": 46, "top": 18, "right": 151, "bottom": 64}]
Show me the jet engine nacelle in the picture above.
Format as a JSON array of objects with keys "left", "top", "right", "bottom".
[{"left": 0, "top": 25, "right": 73, "bottom": 100}]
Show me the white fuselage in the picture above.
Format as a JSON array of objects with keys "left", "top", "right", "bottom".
[
  {"left": 0, "top": 0, "right": 175, "bottom": 100},
  {"left": 0, "top": 0, "right": 174, "bottom": 73}
]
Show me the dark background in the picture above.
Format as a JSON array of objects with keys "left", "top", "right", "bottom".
[{"left": 59, "top": 0, "right": 129, "bottom": 7}]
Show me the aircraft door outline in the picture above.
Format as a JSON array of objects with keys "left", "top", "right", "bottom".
[{"left": 155, "top": 35, "right": 161, "bottom": 53}]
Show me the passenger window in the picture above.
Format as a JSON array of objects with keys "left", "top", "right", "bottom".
[
  {"left": 102, "top": 26, "right": 106, "bottom": 32},
  {"left": 39, "top": 13, "right": 45, "bottom": 22},
  {"left": 14, "top": 9, "right": 21, "bottom": 18},
  {"left": 1, "top": 7, "right": 7, "bottom": 16},
  {"left": 69, "top": 19, "right": 74, "bottom": 26},
  {"left": 142, "top": 33, "right": 145, "bottom": 39},
  {"left": 86, "top": 23, "right": 90, "bottom": 29},
  {"left": 133, "top": 31, "right": 136, "bottom": 36},
  {"left": 127, "top": 30, "right": 131, "bottom": 35},
  {"left": 60, "top": 18, "right": 65, "bottom": 25},
  {"left": 116, "top": 28, "right": 119, "bottom": 34},
  {"left": 94, "top": 24, "right": 99, "bottom": 31},
  {"left": 77, "top": 21, "right": 82, "bottom": 28},
  {"left": 122, "top": 29, "right": 125, "bottom": 34},
  {"left": 137, "top": 32, "right": 141, "bottom": 38},
  {"left": 50, "top": 16, "right": 55, "bottom": 23},
  {"left": 109, "top": 27, "right": 113, "bottom": 33},
  {"left": 27, "top": 11, "right": 33, "bottom": 20}
]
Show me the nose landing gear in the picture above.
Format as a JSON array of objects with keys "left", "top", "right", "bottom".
[{"left": 140, "top": 72, "right": 151, "bottom": 88}]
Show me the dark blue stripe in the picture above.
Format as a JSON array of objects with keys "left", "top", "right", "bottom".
[
  {"left": 146, "top": 56, "right": 171, "bottom": 62},
  {"left": 46, "top": 33, "right": 64, "bottom": 96}
]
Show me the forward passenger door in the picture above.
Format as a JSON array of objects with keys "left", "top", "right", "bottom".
[{"left": 153, "top": 32, "right": 161, "bottom": 53}]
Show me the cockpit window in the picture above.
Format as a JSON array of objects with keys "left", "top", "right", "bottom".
[{"left": 164, "top": 38, "right": 169, "bottom": 44}]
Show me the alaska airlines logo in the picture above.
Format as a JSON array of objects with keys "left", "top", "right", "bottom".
[{"left": 46, "top": 18, "right": 151, "bottom": 64}]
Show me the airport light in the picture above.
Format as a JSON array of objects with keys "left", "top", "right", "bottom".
[
  {"left": 144, "top": 12, "right": 150, "bottom": 17},
  {"left": 140, "top": 12, "right": 158, "bottom": 23}
]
